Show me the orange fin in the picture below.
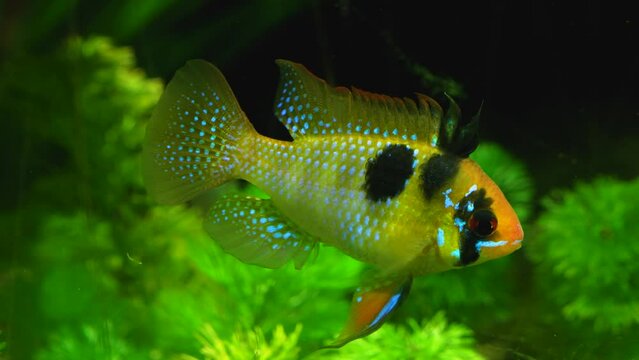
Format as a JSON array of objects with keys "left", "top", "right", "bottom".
[{"left": 324, "top": 275, "right": 412, "bottom": 348}]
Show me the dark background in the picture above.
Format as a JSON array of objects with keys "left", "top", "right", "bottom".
[{"left": 2, "top": 0, "right": 637, "bottom": 206}]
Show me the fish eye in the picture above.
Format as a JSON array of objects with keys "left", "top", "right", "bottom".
[{"left": 468, "top": 209, "right": 498, "bottom": 237}]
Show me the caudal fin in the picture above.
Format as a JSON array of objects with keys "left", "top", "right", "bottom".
[{"left": 143, "top": 60, "right": 255, "bottom": 204}]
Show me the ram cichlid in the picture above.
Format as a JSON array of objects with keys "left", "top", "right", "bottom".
[{"left": 142, "top": 59, "right": 524, "bottom": 347}]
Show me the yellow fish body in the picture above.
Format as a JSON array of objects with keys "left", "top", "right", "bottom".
[{"left": 143, "top": 60, "right": 524, "bottom": 346}]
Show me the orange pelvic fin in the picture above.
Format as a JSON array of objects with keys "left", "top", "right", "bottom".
[{"left": 324, "top": 274, "right": 412, "bottom": 348}]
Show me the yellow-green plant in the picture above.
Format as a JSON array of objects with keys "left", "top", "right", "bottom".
[{"left": 312, "top": 313, "right": 484, "bottom": 360}]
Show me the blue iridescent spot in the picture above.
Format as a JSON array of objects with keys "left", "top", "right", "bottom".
[
  {"left": 437, "top": 228, "right": 445, "bottom": 247},
  {"left": 442, "top": 188, "right": 454, "bottom": 208},
  {"left": 370, "top": 293, "right": 402, "bottom": 328},
  {"left": 476, "top": 240, "right": 508, "bottom": 250}
]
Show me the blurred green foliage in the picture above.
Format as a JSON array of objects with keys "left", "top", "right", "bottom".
[
  {"left": 1, "top": 2, "right": 638, "bottom": 358},
  {"left": 531, "top": 178, "right": 639, "bottom": 332}
]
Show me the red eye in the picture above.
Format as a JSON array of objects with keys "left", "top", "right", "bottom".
[{"left": 468, "top": 209, "right": 498, "bottom": 237}]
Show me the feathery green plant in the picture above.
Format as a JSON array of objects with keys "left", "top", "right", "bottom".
[
  {"left": 531, "top": 177, "right": 639, "bottom": 332},
  {"left": 312, "top": 313, "right": 484, "bottom": 360},
  {"left": 183, "top": 324, "right": 303, "bottom": 360}
]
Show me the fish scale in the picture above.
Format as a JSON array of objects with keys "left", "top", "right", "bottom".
[
  {"left": 143, "top": 58, "right": 524, "bottom": 347},
  {"left": 238, "top": 133, "right": 438, "bottom": 269}
]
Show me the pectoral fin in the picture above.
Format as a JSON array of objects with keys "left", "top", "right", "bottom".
[
  {"left": 325, "top": 274, "right": 413, "bottom": 348},
  {"left": 205, "top": 195, "right": 317, "bottom": 269}
]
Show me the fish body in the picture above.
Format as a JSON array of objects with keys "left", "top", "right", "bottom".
[{"left": 143, "top": 59, "right": 523, "bottom": 346}]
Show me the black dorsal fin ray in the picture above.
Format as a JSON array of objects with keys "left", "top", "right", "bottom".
[{"left": 437, "top": 94, "right": 480, "bottom": 158}]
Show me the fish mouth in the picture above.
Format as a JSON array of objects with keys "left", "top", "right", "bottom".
[{"left": 511, "top": 223, "right": 524, "bottom": 249}]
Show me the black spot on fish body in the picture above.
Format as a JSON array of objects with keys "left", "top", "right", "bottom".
[
  {"left": 364, "top": 144, "right": 415, "bottom": 202},
  {"left": 420, "top": 154, "right": 460, "bottom": 199}
]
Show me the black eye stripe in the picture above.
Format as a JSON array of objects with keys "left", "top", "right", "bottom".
[
  {"left": 456, "top": 189, "right": 493, "bottom": 219},
  {"left": 459, "top": 229, "right": 480, "bottom": 266},
  {"left": 454, "top": 189, "right": 495, "bottom": 267},
  {"left": 364, "top": 144, "right": 415, "bottom": 202},
  {"left": 420, "top": 154, "right": 460, "bottom": 199}
]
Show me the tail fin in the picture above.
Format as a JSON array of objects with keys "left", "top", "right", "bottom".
[{"left": 143, "top": 60, "right": 255, "bottom": 205}]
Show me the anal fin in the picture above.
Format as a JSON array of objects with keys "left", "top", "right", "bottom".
[
  {"left": 205, "top": 195, "right": 316, "bottom": 269},
  {"left": 324, "top": 274, "right": 413, "bottom": 348}
]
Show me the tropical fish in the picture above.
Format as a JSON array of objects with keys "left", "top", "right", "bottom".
[{"left": 142, "top": 59, "right": 524, "bottom": 347}]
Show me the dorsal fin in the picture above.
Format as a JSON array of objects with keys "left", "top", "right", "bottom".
[
  {"left": 273, "top": 60, "right": 443, "bottom": 144},
  {"left": 273, "top": 60, "right": 480, "bottom": 157}
]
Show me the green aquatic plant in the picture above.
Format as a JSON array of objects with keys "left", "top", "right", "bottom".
[
  {"left": 313, "top": 312, "right": 484, "bottom": 360},
  {"left": 184, "top": 225, "right": 364, "bottom": 347},
  {"left": 36, "top": 323, "right": 146, "bottom": 360},
  {"left": 531, "top": 177, "right": 639, "bottom": 332},
  {"left": 183, "top": 324, "right": 303, "bottom": 360}
]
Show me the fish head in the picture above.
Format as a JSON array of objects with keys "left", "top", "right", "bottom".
[{"left": 430, "top": 157, "right": 523, "bottom": 269}]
